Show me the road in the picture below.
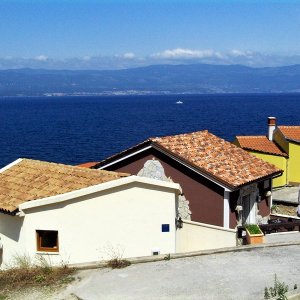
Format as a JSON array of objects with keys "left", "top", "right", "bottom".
[{"left": 55, "top": 244, "right": 300, "bottom": 300}]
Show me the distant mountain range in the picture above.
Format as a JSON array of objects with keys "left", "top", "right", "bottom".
[{"left": 1, "top": 64, "right": 300, "bottom": 96}]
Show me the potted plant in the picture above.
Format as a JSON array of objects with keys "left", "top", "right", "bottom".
[{"left": 245, "top": 224, "right": 264, "bottom": 244}]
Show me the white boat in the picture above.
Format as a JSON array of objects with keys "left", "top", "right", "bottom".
[{"left": 176, "top": 100, "right": 183, "bottom": 104}]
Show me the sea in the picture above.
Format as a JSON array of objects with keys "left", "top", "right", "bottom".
[{"left": 0, "top": 93, "right": 300, "bottom": 168}]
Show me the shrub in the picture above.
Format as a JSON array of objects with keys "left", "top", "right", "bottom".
[
  {"left": 107, "top": 258, "right": 131, "bottom": 269},
  {"left": 264, "top": 274, "right": 289, "bottom": 300},
  {"left": 101, "top": 243, "right": 131, "bottom": 269},
  {"left": 164, "top": 254, "right": 171, "bottom": 261}
]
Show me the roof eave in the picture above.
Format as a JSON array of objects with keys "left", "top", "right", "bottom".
[
  {"left": 241, "top": 147, "right": 288, "bottom": 157},
  {"left": 285, "top": 138, "right": 300, "bottom": 144},
  {"left": 231, "top": 170, "right": 283, "bottom": 191},
  {"left": 94, "top": 140, "right": 152, "bottom": 169},
  {"left": 18, "top": 175, "right": 181, "bottom": 211},
  {"left": 0, "top": 208, "right": 18, "bottom": 216}
]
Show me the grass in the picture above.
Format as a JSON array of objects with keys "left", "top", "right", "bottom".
[
  {"left": 245, "top": 224, "right": 262, "bottom": 235},
  {"left": 0, "top": 254, "right": 75, "bottom": 297}
]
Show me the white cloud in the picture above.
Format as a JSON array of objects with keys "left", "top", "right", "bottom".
[
  {"left": 34, "top": 55, "right": 48, "bottom": 61},
  {"left": 123, "top": 52, "right": 136, "bottom": 59},
  {"left": 0, "top": 50, "right": 300, "bottom": 70},
  {"left": 152, "top": 48, "right": 224, "bottom": 59},
  {"left": 82, "top": 56, "right": 91, "bottom": 61},
  {"left": 229, "top": 49, "right": 254, "bottom": 58}
]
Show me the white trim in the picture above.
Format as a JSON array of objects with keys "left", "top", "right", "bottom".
[
  {"left": 19, "top": 175, "right": 181, "bottom": 211},
  {"left": 99, "top": 144, "right": 232, "bottom": 191},
  {"left": 98, "top": 146, "right": 152, "bottom": 169},
  {"left": 0, "top": 158, "right": 23, "bottom": 173},
  {"left": 249, "top": 197, "right": 256, "bottom": 224},
  {"left": 182, "top": 219, "right": 236, "bottom": 233},
  {"left": 223, "top": 191, "right": 230, "bottom": 228}
]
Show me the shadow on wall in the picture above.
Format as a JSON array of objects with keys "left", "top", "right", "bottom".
[
  {"left": 0, "top": 213, "right": 24, "bottom": 242},
  {"left": 0, "top": 213, "right": 24, "bottom": 267}
]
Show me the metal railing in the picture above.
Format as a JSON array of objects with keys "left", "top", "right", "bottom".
[
  {"left": 237, "top": 219, "right": 300, "bottom": 237},
  {"left": 259, "top": 219, "right": 300, "bottom": 234}
]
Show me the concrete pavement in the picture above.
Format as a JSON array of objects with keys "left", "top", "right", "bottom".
[
  {"left": 55, "top": 243, "right": 300, "bottom": 300},
  {"left": 273, "top": 186, "right": 299, "bottom": 204}
]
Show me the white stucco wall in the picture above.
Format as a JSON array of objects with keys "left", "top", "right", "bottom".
[
  {"left": 176, "top": 220, "right": 237, "bottom": 253},
  {"left": 0, "top": 181, "right": 178, "bottom": 267},
  {"left": 0, "top": 213, "right": 27, "bottom": 268}
]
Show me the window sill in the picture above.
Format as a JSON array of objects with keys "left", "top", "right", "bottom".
[{"left": 36, "top": 251, "right": 60, "bottom": 255}]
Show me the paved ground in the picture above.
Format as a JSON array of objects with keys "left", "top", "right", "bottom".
[
  {"left": 265, "top": 231, "right": 300, "bottom": 243},
  {"left": 52, "top": 242, "right": 300, "bottom": 300},
  {"left": 273, "top": 186, "right": 299, "bottom": 204}
]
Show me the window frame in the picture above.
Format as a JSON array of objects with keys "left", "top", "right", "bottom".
[{"left": 36, "top": 230, "right": 59, "bottom": 252}]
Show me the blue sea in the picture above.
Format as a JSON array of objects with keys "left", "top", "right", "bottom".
[{"left": 0, "top": 94, "right": 300, "bottom": 168}]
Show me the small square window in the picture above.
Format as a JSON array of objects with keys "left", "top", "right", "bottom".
[
  {"left": 36, "top": 230, "right": 59, "bottom": 252},
  {"left": 162, "top": 224, "right": 170, "bottom": 232}
]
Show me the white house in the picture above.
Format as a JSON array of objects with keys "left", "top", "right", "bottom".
[{"left": 0, "top": 158, "right": 181, "bottom": 267}]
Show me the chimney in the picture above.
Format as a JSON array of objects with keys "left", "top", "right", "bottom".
[{"left": 268, "top": 117, "right": 276, "bottom": 141}]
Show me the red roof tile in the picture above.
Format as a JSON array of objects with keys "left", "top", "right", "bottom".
[
  {"left": 77, "top": 162, "right": 99, "bottom": 168},
  {"left": 235, "top": 136, "right": 287, "bottom": 157},
  {"left": 278, "top": 126, "right": 300, "bottom": 143},
  {"left": 151, "top": 131, "right": 281, "bottom": 188},
  {"left": 0, "top": 159, "right": 130, "bottom": 213}
]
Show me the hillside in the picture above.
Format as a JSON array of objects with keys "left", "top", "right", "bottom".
[{"left": 1, "top": 64, "right": 300, "bottom": 96}]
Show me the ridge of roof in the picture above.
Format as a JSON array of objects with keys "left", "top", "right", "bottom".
[
  {"left": 236, "top": 135, "right": 267, "bottom": 139},
  {"left": 277, "top": 126, "right": 300, "bottom": 143}
]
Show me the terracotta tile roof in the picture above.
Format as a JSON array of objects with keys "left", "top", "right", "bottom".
[
  {"left": 150, "top": 130, "right": 281, "bottom": 188},
  {"left": 77, "top": 162, "right": 99, "bottom": 168},
  {"left": 235, "top": 136, "right": 287, "bottom": 157},
  {"left": 278, "top": 126, "right": 300, "bottom": 143},
  {"left": 0, "top": 159, "right": 129, "bottom": 214}
]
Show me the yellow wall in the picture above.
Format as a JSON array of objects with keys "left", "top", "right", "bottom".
[
  {"left": 288, "top": 142, "right": 300, "bottom": 184},
  {"left": 248, "top": 151, "right": 287, "bottom": 187},
  {"left": 273, "top": 130, "right": 300, "bottom": 184},
  {"left": 273, "top": 130, "right": 289, "bottom": 153}
]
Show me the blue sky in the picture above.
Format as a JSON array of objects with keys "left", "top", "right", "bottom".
[{"left": 1, "top": 0, "right": 300, "bottom": 69}]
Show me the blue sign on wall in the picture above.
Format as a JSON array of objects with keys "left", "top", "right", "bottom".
[{"left": 162, "top": 224, "right": 170, "bottom": 232}]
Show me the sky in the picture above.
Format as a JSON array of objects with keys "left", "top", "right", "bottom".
[{"left": 1, "top": 0, "right": 300, "bottom": 69}]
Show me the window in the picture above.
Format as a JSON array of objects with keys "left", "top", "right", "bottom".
[{"left": 36, "top": 230, "right": 59, "bottom": 252}]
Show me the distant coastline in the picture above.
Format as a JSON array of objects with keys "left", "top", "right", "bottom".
[
  {"left": 1, "top": 91, "right": 300, "bottom": 99},
  {"left": 2, "top": 63, "right": 300, "bottom": 97}
]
